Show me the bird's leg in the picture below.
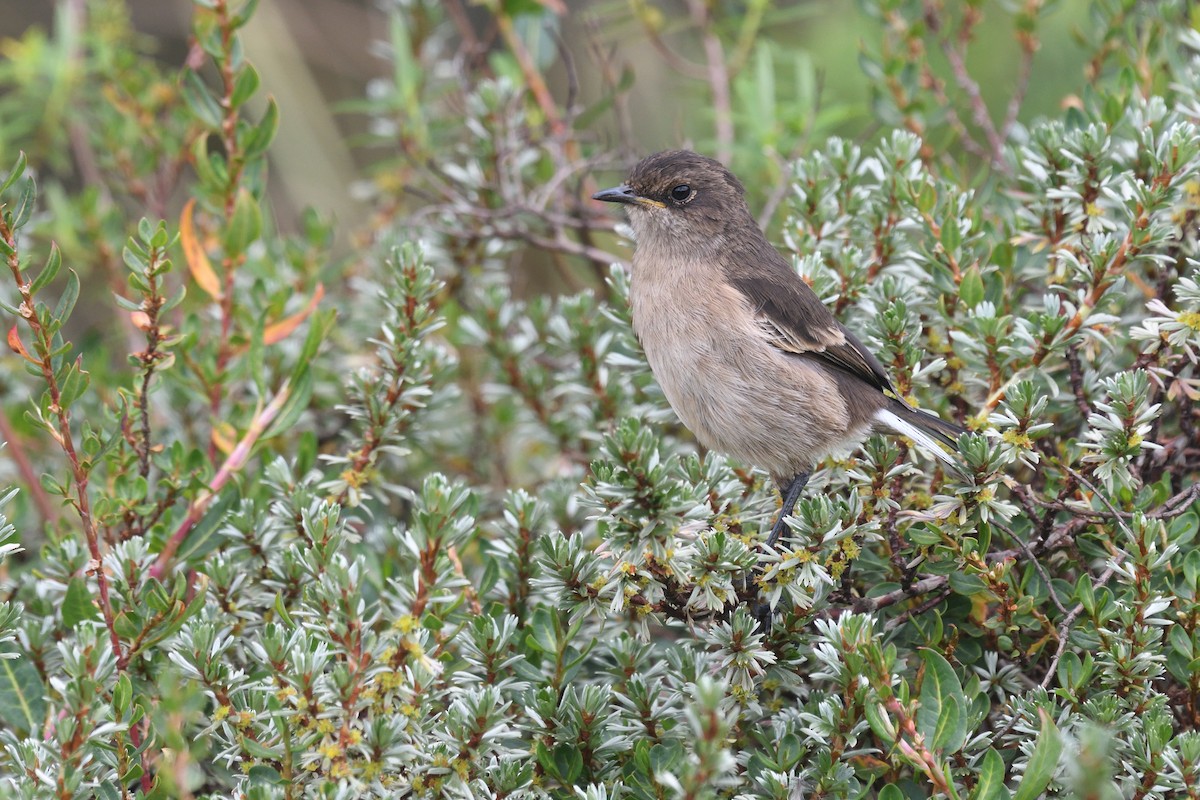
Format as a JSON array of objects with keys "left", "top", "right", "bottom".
[
  {"left": 752, "top": 470, "right": 811, "bottom": 631},
  {"left": 766, "top": 471, "right": 811, "bottom": 550}
]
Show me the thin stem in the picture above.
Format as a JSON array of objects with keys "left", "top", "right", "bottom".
[
  {"left": 150, "top": 384, "right": 291, "bottom": 580},
  {"left": 0, "top": 411, "right": 58, "bottom": 525},
  {"left": 1, "top": 221, "right": 125, "bottom": 706},
  {"left": 208, "top": 0, "right": 248, "bottom": 458},
  {"left": 922, "top": 1, "right": 1008, "bottom": 170},
  {"left": 686, "top": 0, "right": 734, "bottom": 164}
]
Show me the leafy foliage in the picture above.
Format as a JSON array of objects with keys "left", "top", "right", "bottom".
[{"left": 1, "top": 1, "right": 1199, "bottom": 798}]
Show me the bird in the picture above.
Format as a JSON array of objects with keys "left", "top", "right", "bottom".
[{"left": 593, "top": 149, "right": 964, "bottom": 559}]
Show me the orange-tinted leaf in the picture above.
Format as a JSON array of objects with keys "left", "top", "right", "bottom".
[
  {"left": 263, "top": 284, "right": 325, "bottom": 345},
  {"left": 7, "top": 324, "right": 37, "bottom": 364},
  {"left": 180, "top": 199, "right": 222, "bottom": 301},
  {"left": 130, "top": 311, "right": 152, "bottom": 331}
]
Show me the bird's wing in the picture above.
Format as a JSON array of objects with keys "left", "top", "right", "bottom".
[{"left": 728, "top": 272, "right": 895, "bottom": 394}]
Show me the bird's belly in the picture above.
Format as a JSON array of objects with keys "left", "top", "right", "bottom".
[{"left": 635, "top": 309, "right": 853, "bottom": 478}]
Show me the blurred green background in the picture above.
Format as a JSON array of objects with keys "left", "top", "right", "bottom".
[{"left": 0, "top": 0, "right": 1095, "bottom": 238}]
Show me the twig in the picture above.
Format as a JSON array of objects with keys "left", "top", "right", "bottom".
[
  {"left": 62, "top": 0, "right": 110, "bottom": 197},
  {"left": 918, "top": 64, "right": 993, "bottom": 163},
  {"left": 634, "top": 16, "right": 709, "bottom": 80},
  {"left": 988, "top": 551, "right": 1115, "bottom": 742},
  {"left": 150, "top": 384, "right": 291, "bottom": 580},
  {"left": 132, "top": 242, "right": 172, "bottom": 480},
  {"left": 852, "top": 575, "right": 950, "bottom": 615},
  {"left": 757, "top": 152, "right": 795, "bottom": 233},
  {"left": 1054, "top": 460, "right": 1135, "bottom": 540},
  {"left": 446, "top": 546, "right": 483, "bottom": 616},
  {"left": 1000, "top": 32, "right": 1037, "bottom": 142},
  {"left": 584, "top": 20, "right": 636, "bottom": 154},
  {"left": 3, "top": 222, "right": 124, "bottom": 674},
  {"left": 884, "top": 696, "right": 954, "bottom": 795},
  {"left": 986, "top": 224, "right": 1141, "bottom": 411},
  {"left": 883, "top": 589, "right": 952, "bottom": 632},
  {"left": 207, "top": 0, "right": 250, "bottom": 459},
  {"left": 1011, "top": 525, "right": 1068, "bottom": 614},
  {"left": 0, "top": 412, "right": 58, "bottom": 526},
  {"left": 1040, "top": 561, "right": 1118, "bottom": 694},
  {"left": 1022, "top": 482, "right": 1198, "bottom": 522},
  {"left": 492, "top": 3, "right": 570, "bottom": 151},
  {"left": 444, "top": 0, "right": 489, "bottom": 72},
  {"left": 922, "top": 1, "right": 1006, "bottom": 169},
  {"left": 1065, "top": 343, "right": 1092, "bottom": 419},
  {"left": 685, "top": 0, "right": 734, "bottom": 164}
]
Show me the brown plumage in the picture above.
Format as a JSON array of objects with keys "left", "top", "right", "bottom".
[{"left": 594, "top": 150, "right": 963, "bottom": 550}]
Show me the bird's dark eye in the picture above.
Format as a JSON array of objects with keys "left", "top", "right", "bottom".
[{"left": 669, "top": 184, "right": 693, "bottom": 202}]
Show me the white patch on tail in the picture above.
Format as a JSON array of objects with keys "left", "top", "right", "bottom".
[{"left": 874, "top": 408, "right": 957, "bottom": 466}]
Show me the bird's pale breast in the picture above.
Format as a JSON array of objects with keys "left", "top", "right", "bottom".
[{"left": 629, "top": 252, "right": 860, "bottom": 481}]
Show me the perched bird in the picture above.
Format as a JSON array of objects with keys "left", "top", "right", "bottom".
[{"left": 593, "top": 150, "right": 963, "bottom": 552}]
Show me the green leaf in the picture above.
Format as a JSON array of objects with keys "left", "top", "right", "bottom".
[
  {"left": 0, "top": 650, "right": 46, "bottom": 736},
  {"left": 263, "top": 369, "right": 313, "bottom": 440},
  {"left": 137, "top": 217, "right": 154, "bottom": 244},
  {"left": 29, "top": 244, "right": 62, "bottom": 296},
  {"left": 917, "top": 649, "right": 967, "bottom": 754},
  {"left": 53, "top": 269, "right": 80, "bottom": 322},
  {"left": 112, "top": 673, "right": 132, "bottom": 717},
  {"left": 57, "top": 359, "right": 90, "bottom": 411},
  {"left": 479, "top": 557, "right": 500, "bottom": 597},
  {"left": 113, "top": 293, "right": 144, "bottom": 312},
  {"left": 863, "top": 699, "right": 896, "bottom": 743},
  {"left": 948, "top": 571, "right": 988, "bottom": 596},
  {"left": 174, "top": 490, "right": 239, "bottom": 565},
  {"left": 242, "top": 99, "right": 279, "bottom": 160},
  {"left": 231, "top": 0, "right": 261, "bottom": 28},
  {"left": 241, "top": 736, "right": 282, "bottom": 760},
  {"left": 273, "top": 593, "right": 296, "bottom": 628},
  {"left": 534, "top": 741, "right": 554, "bottom": 773},
  {"left": 181, "top": 70, "right": 223, "bottom": 129},
  {"left": 12, "top": 176, "right": 36, "bottom": 230},
  {"left": 552, "top": 743, "right": 583, "bottom": 784},
  {"left": 1183, "top": 549, "right": 1200, "bottom": 591},
  {"left": 62, "top": 577, "right": 102, "bottom": 627},
  {"left": 941, "top": 215, "right": 962, "bottom": 254},
  {"left": 190, "top": 136, "right": 225, "bottom": 192},
  {"left": 230, "top": 64, "right": 260, "bottom": 108},
  {"left": 879, "top": 785, "right": 905, "bottom": 800},
  {"left": 970, "top": 748, "right": 1008, "bottom": 800},
  {"left": 0, "top": 151, "right": 27, "bottom": 196},
  {"left": 247, "top": 765, "right": 283, "bottom": 785},
  {"left": 526, "top": 607, "right": 556, "bottom": 654},
  {"left": 959, "top": 264, "right": 984, "bottom": 308},
  {"left": 648, "top": 740, "right": 683, "bottom": 772},
  {"left": 223, "top": 188, "right": 262, "bottom": 253},
  {"left": 123, "top": 244, "right": 149, "bottom": 273},
  {"left": 1012, "top": 710, "right": 1062, "bottom": 800},
  {"left": 1075, "top": 574, "right": 1095, "bottom": 615},
  {"left": 162, "top": 283, "right": 188, "bottom": 312},
  {"left": 297, "top": 308, "right": 335, "bottom": 366}
]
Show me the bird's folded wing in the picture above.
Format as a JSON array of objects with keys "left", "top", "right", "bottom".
[{"left": 729, "top": 274, "right": 895, "bottom": 394}]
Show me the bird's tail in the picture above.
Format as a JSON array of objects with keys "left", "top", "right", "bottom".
[{"left": 874, "top": 399, "right": 966, "bottom": 467}]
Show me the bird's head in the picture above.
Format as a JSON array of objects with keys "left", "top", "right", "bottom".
[{"left": 593, "top": 150, "right": 752, "bottom": 251}]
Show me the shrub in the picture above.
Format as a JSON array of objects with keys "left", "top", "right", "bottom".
[{"left": 0, "top": 1, "right": 1198, "bottom": 798}]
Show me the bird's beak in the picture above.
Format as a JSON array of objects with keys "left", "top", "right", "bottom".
[{"left": 592, "top": 184, "right": 664, "bottom": 208}]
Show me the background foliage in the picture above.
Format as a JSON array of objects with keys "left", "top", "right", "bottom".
[{"left": 1, "top": 1, "right": 1200, "bottom": 798}]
